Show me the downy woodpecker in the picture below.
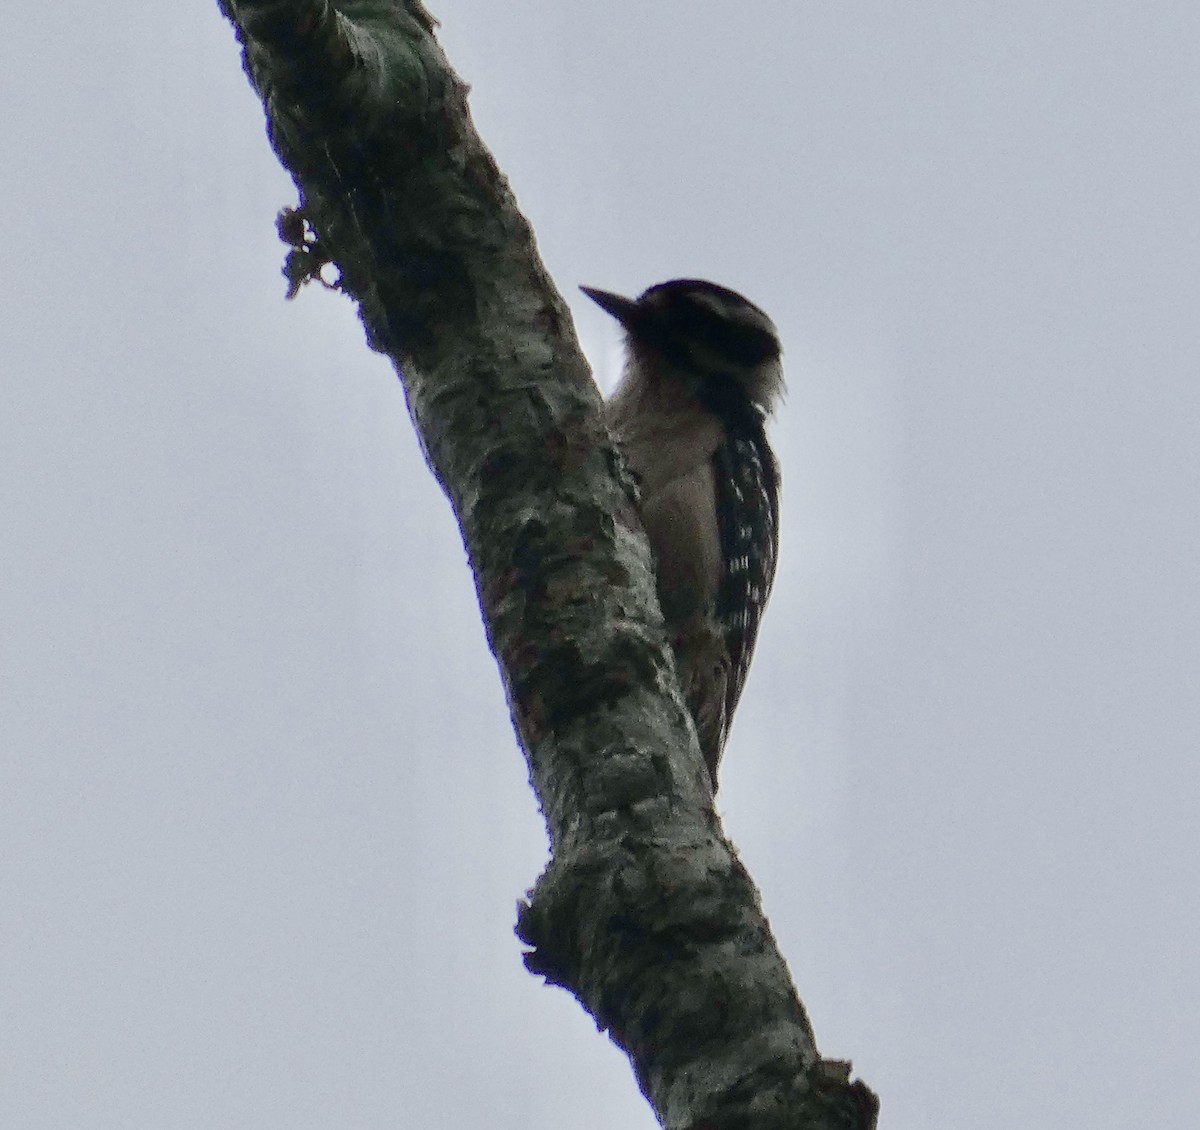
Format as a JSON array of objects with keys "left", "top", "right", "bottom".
[{"left": 583, "top": 279, "right": 783, "bottom": 792}]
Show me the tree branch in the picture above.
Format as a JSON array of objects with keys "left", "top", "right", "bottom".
[{"left": 218, "top": 3, "right": 876, "bottom": 1126}]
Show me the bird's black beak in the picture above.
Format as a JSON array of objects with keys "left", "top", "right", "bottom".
[{"left": 580, "top": 285, "right": 640, "bottom": 327}]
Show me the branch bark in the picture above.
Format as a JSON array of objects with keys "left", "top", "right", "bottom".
[{"left": 218, "top": 4, "right": 877, "bottom": 1126}]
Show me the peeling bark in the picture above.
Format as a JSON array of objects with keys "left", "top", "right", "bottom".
[{"left": 218, "top": 3, "right": 876, "bottom": 1126}]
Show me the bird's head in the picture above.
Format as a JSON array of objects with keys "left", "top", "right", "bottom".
[{"left": 582, "top": 278, "right": 784, "bottom": 416}]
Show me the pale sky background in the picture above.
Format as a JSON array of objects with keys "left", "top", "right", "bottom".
[{"left": 3, "top": 4, "right": 1198, "bottom": 1128}]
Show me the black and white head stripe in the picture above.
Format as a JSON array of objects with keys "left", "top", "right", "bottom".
[
  {"left": 582, "top": 279, "right": 785, "bottom": 413},
  {"left": 639, "top": 278, "right": 781, "bottom": 366}
]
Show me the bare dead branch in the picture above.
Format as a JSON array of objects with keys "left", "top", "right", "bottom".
[{"left": 218, "top": 3, "right": 875, "bottom": 1125}]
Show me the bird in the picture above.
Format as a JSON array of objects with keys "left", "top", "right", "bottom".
[{"left": 582, "top": 278, "right": 783, "bottom": 792}]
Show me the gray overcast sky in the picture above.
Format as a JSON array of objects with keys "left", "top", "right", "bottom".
[{"left": 3, "top": 4, "right": 1198, "bottom": 1128}]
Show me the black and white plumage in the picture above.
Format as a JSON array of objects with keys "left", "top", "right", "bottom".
[{"left": 582, "top": 279, "right": 783, "bottom": 792}]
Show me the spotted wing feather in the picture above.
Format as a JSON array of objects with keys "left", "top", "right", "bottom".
[{"left": 712, "top": 412, "right": 780, "bottom": 734}]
